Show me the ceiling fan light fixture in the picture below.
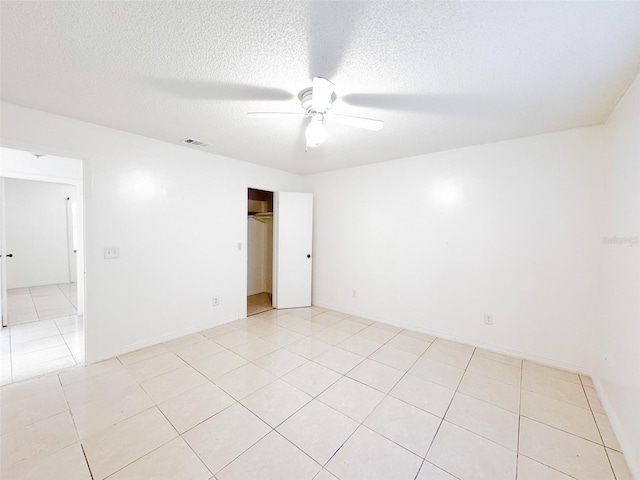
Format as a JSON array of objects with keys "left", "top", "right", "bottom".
[{"left": 305, "top": 114, "right": 326, "bottom": 148}]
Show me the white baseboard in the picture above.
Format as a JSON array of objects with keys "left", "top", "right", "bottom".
[
  {"left": 312, "top": 301, "right": 591, "bottom": 374},
  {"left": 591, "top": 376, "right": 640, "bottom": 480},
  {"left": 87, "top": 318, "right": 233, "bottom": 364}
]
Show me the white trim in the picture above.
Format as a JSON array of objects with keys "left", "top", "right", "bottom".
[
  {"left": 312, "top": 300, "right": 591, "bottom": 375},
  {"left": 87, "top": 319, "right": 233, "bottom": 364},
  {"left": 591, "top": 376, "right": 640, "bottom": 479}
]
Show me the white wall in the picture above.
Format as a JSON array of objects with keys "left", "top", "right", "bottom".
[
  {"left": 4, "top": 178, "right": 76, "bottom": 288},
  {"left": 0, "top": 102, "right": 302, "bottom": 362},
  {"left": 247, "top": 217, "right": 273, "bottom": 295},
  {"left": 598, "top": 74, "right": 640, "bottom": 478},
  {"left": 305, "top": 127, "right": 605, "bottom": 372}
]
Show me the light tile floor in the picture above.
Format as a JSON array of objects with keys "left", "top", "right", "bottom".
[
  {"left": 6, "top": 283, "right": 77, "bottom": 326},
  {"left": 0, "top": 307, "right": 633, "bottom": 480},
  {"left": 247, "top": 292, "right": 273, "bottom": 316},
  {"left": 0, "top": 315, "right": 84, "bottom": 385}
]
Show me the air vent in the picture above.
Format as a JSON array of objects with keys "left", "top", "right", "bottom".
[{"left": 181, "top": 137, "right": 210, "bottom": 147}]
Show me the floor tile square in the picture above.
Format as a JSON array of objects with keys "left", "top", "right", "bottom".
[
  {"left": 521, "top": 369, "right": 589, "bottom": 410},
  {"left": 191, "top": 349, "right": 248, "bottom": 380},
  {"left": 521, "top": 390, "right": 600, "bottom": 443},
  {"left": 217, "top": 431, "right": 321, "bottom": 480},
  {"left": 390, "top": 374, "right": 455, "bottom": 417},
  {"left": 386, "top": 333, "right": 431, "bottom": 355},
  {"left": 71, "top": 383, "right": 154, "bottom": 439},
  {"left": 409, "top": 356, "right": 464, "bottom": 389},
  {"left": 445, "top": 392, "right": 519, "bottom": 450},
  {"left": 253, "top": 348, "right": 308, "bottom": 376},
  {"left": 241, "top": 379, "right": 312, "bottom": 427},
  {"left": 356, "top": 325, "right": 397, "bottom": 343},
  {"left": 364, "top": 396, "right": 441, "bottom": 456},
  {"left": 172, "top": 339, "right": 226, "bottom": 363},
  {"left": 214, "top": 363, "right": 276, "bottom": 399},
  {"left": 117, "top": 343, "right": 170, "bottom": 366},
  {"left": 124, "top": 352, "right": 186, "bottom": 383},
  {"left": 106, "top": 437, "right": 211, "bottom": 480},
  {"left": 516, "top": 455, "right": 574, "bottom": 480},
  {"left": 326, "top": 426, "right": 422, "bottom": 480},
  {"left": 467, "top": 355, "right": 521, "bottom": 386},
  {"left": 337, "top": 335, "right": 383, "bottom": 357},
  {"left": 594, "top": 412, "right": 621, "bottom": 450},
  {"left": 140, "top": 364, "right": 208, "bottom": 404},
  {"left": 0, "top": 411, "right": 78, "bottom": 468},
  {"left": 346, "top": 358, "right": 404, "bottom": 392},
  {"left": 313, "top": 346, "right": 364, "bottom": 374},
  {"left": 317, "top": 376, "right": 385, "bottom": 422},
  {"left": 427, "top": 421, "right": 516, "bottom": 480},
  {"left": 523, "top": 360, "right": 581, "bottom": 385},
  {"left": 81, "top": 407, "right": 177, "bottom": 480},
  {"left": 458, "top": 371, "right": 520, "bottom": 413},
  {"left": 607, "top": 448, "right": 634, "bottom": 480},
  {"left": 422, "top": 343, "right": 472, "bottom": 369},
  {"left": 0, "top": 442, "right": 91, "bottom": 480},
  {"left": 158, "top": 382, "right": 235, "bottom": 433},
  {"left": 369, "top": 344, "right": 420, "bottom": 371},
  {"left": 183, "top": 403, "right": 270, "bottom": 474},
  {"left": 518, "top": 417, "right": 614, "bottom": 480},
  {"left": 277, "top": 399, "right": 359, "bottom": 464},
  {"left": 283, "top": 361, "right": 341, "bottom": 396},
  {"left": 285, "top": 337, "right": 332, "bottom": 359}
]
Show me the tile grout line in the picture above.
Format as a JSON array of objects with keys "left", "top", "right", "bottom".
[
  {"left": 80, "top": 444, "right": 95, "bottom": 480},
  {"left": 515, "top": 353, "right": 524, "bottom": 480},
  {"left": 579, "top": 375, "right": 619, "bottom": 480}
]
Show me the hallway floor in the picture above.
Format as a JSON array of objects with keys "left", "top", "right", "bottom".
[
  {"left": 0, "top": 314, "right": 84, "bottom": 385},
  {"left": 6, "top": 283, "right": 77, "bottom": 326},
  {"left": 0, "top": 307, "right": 632, "bottom": 480}
]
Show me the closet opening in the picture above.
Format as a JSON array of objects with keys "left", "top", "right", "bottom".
[{"left": 247, "top": 188, "right": 274, "bottom": 316}]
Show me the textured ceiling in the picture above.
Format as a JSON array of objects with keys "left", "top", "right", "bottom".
[{"left": 1, "top": 1, "right": 639, "bottom": 175}]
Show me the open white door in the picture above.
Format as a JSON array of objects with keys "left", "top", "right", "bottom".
[
  {"left": 0, "top": 178, "right": 6, "bottom": 327},
  {"left": 273, "top": 192, "right": 313, "bottom": 309}
]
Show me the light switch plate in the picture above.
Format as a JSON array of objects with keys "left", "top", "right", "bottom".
[{"left": 104, "top": 246, "right": 120, "bottom": 259}]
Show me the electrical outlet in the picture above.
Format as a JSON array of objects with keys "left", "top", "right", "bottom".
[
  {"left": 212, "top": 296, "right": 219, "bottom": 307},
  {"left": 484, "top": 314, "right": 493, "bottom": 325},
  {"left": 104, "top": 246, "right": 120, "bottom": 259}
]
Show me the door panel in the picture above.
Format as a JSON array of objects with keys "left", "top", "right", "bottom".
[{"left": 274, "top": 192, "right": 313, "bottom": 309}]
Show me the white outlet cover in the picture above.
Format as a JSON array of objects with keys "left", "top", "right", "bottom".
[{"left": 104, "top": 246, "right": 120, "bottom": 259}]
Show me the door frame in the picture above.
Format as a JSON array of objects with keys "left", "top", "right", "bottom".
[
  {"left": 0, "top": 148, "right": 86, "bottom": 364},
  {"left": 246, "top": 185, "right": 277, "bottom": 317}
]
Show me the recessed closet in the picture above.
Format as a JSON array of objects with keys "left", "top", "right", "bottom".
[{"left": 247, "top": 188, "right": 274, "bottom": 315}]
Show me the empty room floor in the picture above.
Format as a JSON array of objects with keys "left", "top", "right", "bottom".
[
  {"left": 6, "top": 283, "right": 77, "bottom": 326},
  {"left": 0, "top": 307, "right": 633, "bottom": 480},
  {"left": 0, "top": 314, "right": 84, "bottom": 385}
]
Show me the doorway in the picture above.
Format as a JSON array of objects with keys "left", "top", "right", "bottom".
[
  {"left": 0, "top": 148, "right": 85, "bottom": 385},
  {"left": 247, "top": 188, "right": 274, "bottom": 316}
]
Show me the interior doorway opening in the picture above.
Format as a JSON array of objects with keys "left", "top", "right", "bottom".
[
  {"left": 0, "top": 147, "right": 85, "bottom": 385},
  {"left": 247, "top": 188, "right": 274, "bottom": 316}
]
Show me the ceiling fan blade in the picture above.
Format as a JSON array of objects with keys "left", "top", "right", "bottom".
[
  {"left": 342, "top": 93, "right": 490, "bottom": 115},
  {"left": 247, "top": 112, "right": 305, "bottom": 118},
  {"left": 331, "top": 114, "right": 384, "bottom": 131},
  {"left": 312, "top": 77, "right": 335, "bottom": 112},
  {"left": 146, "top": 78, "right": 295, "bottom": 101},
  {"left": 308, "top": 1, "right": 362, "bottom": 79}
]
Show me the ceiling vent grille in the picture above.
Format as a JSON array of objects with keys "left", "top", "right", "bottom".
[{"left": 181, "top": 137, "right": 210, "bottom": 147}]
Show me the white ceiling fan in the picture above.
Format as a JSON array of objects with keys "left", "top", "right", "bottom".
[{"left": 247, "top": 77, "right": 384, "bottom": 149}]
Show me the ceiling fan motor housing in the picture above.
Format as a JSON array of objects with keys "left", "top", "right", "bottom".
[{"left": 298, "top": 87, "right": 336, "bottom": 114}]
